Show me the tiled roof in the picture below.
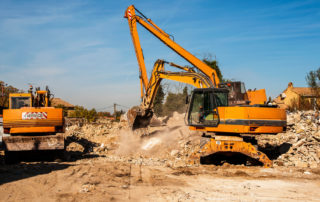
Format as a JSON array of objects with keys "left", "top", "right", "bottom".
[
  {"left": 291, "top": 87, "right": 317, "bottom": 97},
  {"left": 51, "top": 98, "right": 74, "bottom": 107}
]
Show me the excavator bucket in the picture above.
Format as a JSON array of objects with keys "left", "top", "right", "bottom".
[{"left": 127, "top": 106, "right": 153, "bottom": 130}]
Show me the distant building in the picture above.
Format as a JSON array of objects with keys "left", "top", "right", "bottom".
[{"left": 273, "top": 82, "right": 320, "bottom": 110}]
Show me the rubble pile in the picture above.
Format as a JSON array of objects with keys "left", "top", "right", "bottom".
[
  {"left": 64, "top": 119, "right": 126, "bottom": 155},
  {"left": 63, "top": 113, "right": 201, "bottom": 167},
  {"left": 64, "top": 110, "right": 320, "bottom": 168},
  {"left": 112, "top": 112, "right": 201, "bottom": 167},
  {"left": 147, "top": 112, "right": 201, "bottom": 165},
  {"left": 277, "top": 110, "right": 320, "bottom": 168},
  {"left": 258, "top": 110, "right": 320, "bottom": 168},
  {"left": 148, "top": 111, "right": 320, "bottom": 168},
  {"left": 164, "top": 111, "right": 186, "bottom": 125}
]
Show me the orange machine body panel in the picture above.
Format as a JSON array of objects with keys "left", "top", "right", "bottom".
[
  {"left": 189, "top": 106, "right": 286, "bottom": 134},
  {"left": 3, "top": 107, "right": 63, "bottom": 134},
  {"left": 246, "top": 89, "right": 267, "bottom": 105}
]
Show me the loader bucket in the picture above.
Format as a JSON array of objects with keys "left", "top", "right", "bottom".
[{"left": 127, "top": 107, "right": 153, "bottom": 130}]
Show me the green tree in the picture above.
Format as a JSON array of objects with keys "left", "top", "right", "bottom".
[
  {"left": 153, "top": 84, "right": 165, "bottom": 116},
  {"left": 69, "top": 106, "right": 98, "bottom": 123},
  {"left": 162, "top": 87, "right": 188, "bottom": 116},
  {"left": 306, "top": 67, "right": 320, "bottom": 95},
  {"left": 114, "top": 110, "right": 125, "bottom": 121},
  {"left": 87, "top": 108, "right": 97, "bottom": 123},
  {"left": 163, "top": 92, "right": 181, "bottom": 115},
  {"left": 182, "top": 86, "right": 188, "bottom": 98},
  {"left": 203, "top": 58, "right": 223, "bottom": 82},
  {"left": 0, "top": 81, "right": 23, "bottom": 112},
  {"left": 97, "top": 111, "right": 112, "bottom": 117}
]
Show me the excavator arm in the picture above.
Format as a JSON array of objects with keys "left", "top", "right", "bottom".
[
  {"left": 142, "top": 60, "right": 213, "bottom": 109},
  {"left": 128, "top": 59, "right": 214, "bottom": 129},
  {"left": 125, "top": 5, "right": 220, "bottom": 88},
  {"left": 125, "top": 5, "right": 149, "bottom": 99}
]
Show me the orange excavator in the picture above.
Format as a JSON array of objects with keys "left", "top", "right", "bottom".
[
  {"left": 2, "top": 85, "right": 64, "bottom": 163},
  {"left": 125, "top": 5, "right": 286, "bottom": 167}
]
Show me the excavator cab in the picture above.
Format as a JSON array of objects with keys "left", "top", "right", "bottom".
[{"left": 188, "top": 88, "right": 228, "bottom": 127}]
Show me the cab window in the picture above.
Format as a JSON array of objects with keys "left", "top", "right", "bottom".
[
  {"left": 188, "top": 91, "right": 219, "bottom": 126},
  {"left": 11, "top": 97, "right": 31, "bottom": 109}
]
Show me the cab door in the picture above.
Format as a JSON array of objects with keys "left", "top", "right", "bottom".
[{"left": 188, "top": 89, "right": 220, "bottom": 127}]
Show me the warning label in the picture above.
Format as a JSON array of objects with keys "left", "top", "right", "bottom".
[{"left": 22, "top": 112, "right": 48, "bottom": 120}]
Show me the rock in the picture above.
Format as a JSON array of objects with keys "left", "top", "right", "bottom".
[
  {"left": 293, "top": 138, "right": 306, "bottom": 148},
  {"left": 295, "top": 128, "right": 304, "bottom": 134},
  {"left": 263, "top": 110, "right": 320, "bottom": 167},
  {"left": 274, "top": 161, "right": 284, "bottom": 166},
  {"left": 313, "top": 131, "right": 320, "bottom": 141},
  {"left": 287, "top": 117, "right": 295, "bottom": 126},
  {"left": 170, "top": 150, "right": 179, "bottom": 157},
  {"left": 293, "top": 113, "right": 301, "bottom": 122},
  {"left": 309, "top": 162, "right": 318, "bottom": 168},
  {"left": 295, "top": 161, "right": 308, "bottom": 168},
  {"left": 67, "top": 142, "right": 85, "bottom": 153}
]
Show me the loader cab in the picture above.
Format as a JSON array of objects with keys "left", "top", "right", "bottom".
[
  {"left": 187, "top": 88, "right": 228, "bottom": 127},
  {"left": 8, "top": 86, "right": 51, "bottom": 109},
  {"left": 9, "top": 93, "right": 32, "bottom": 109}
]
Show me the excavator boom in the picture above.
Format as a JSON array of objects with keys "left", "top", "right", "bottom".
[{"left": 125, "top": 5, "right": 220, "bottom": 87}]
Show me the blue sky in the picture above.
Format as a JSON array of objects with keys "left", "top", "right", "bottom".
[{"left": 1, "top": 0, "right": 319, "bottom": 111}]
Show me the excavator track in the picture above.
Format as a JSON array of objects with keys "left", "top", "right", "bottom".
[{"left": 190, "top": 136, "right": 272, "bottom": 168}]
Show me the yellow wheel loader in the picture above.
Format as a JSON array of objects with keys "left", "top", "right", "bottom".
[{"left": 2, "top": 85, "right": 64, "bottom": 163}]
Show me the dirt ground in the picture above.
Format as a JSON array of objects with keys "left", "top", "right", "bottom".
[
  {"left": 1, "top": 159, "right": 320, "bottom": 201},
  {"left": 1, "top": 115, "right": 320, "bottom": 201}
]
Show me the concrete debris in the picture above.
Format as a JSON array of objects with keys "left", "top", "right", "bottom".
[
  {"left": 66, "top": 142, "right": 85, "bottom": 153},
  {"left": 64, "top": 113, "right": 200, "bottom": 168},
  {"left": 65, "top": 119, "right": 123, "bottom": 155},
  {"left": 258, "top": 110, "right": 320, "bottom": 168},
  {"left": 65, "top": 110, "right": 320, "bottom": 168}
]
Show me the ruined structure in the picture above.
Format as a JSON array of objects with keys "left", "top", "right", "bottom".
[{"left": 274, "top": 82, "right": 320, "bottom": 110}]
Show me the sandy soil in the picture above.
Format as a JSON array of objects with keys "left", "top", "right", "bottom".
[{"left": 0, "top": 158, "right": 320, "bottom": 201}]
